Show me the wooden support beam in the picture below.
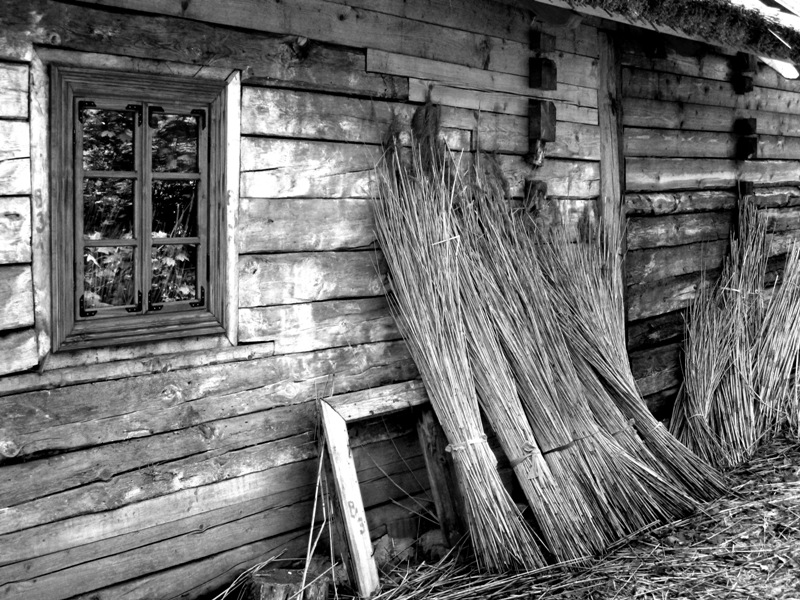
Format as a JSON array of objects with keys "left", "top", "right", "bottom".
[
  {"left": 529, "top": 29, "right": 556, "bottom": 52},
  {"left": 319, "top": 401, "right": 379, "bottom": 598},
  {"left": 529, "top": 57, "right": 557, "bottom": 90},
  {"left": 529, "top": 100, "right": 557, "bottom": 142}
]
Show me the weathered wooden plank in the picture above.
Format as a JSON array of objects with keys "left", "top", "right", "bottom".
[
  {"left": 623, "top": 67, "right": 800, "bottom": 114},
  {"left": 367, "top": 48, "right": 597, "bottom": 92},
  {"left": 625, "top": 128, "right": 800, "bottom": 160},
  {"left": 499, "top": 155, "right": 600, "bottom": 198},
  {"left": 626, "top": 158, "right": 800, "bottom": 192},
  {"left": 625, "top": 190, "right": 737, "bottom": 216},
  {"left": 0, "top": 340, "right": 414, "bottom": 457},
  {"left": 627, "top": 269, "right": 720, "bottom": 321},
  {"left": 623, "top": 97, "right": 800, "bottom": 137},
  {"left": 0, "top": 120, "right": 29, "bottom": 162},
  {"left": 328, "top": 379, "right": 428, "bottom": 422},
  {"left": 627, "top": 310, "right": 685, "bottom": 351},
  {"left": 240, "top": 138, "right": 380, "bottom": 199},
  {"left": 239, "top": 251, "right": 386, "bottom": 307},
  {"left": 627, "top": 212, "right": 732, "bottom": 250},
  {"left": 0, "top": 196, "right": 30, "bottom": 263},
  {"left": 631, "top": 343, "right": 682, "bottom": 398},
  {"left": 0, "top": 62, "right": 27, "bottom": 119},
  {"left": 0, "top": 264, "right": 33, "bottom": 330},
  {"left": 321, "top": 400, "right": 380, "bottom": 598},
  {"left": 238, "top": 297, "right": 399, "bottom": 352},
  {"left": 0, "top": 158, "right": 30, "bottom": 196},
  {"left": 0, "top": 328, "right": 36, "bottom": 378},
  {"left": 626, "top": 240, "right": 728, "bottom": 286},
  {"left": 412, "top": 79, "right": 599, "bottom": 125},
  {"left": 768, "top": 229, "right": 800, "bottom": 255},
  {"left": 755, "top": 186, "right": 800, "bottom": 209},
  {"left": 643, "top": 386, "right": 680, "bottom": 422},
  {"left": 238, "top": 197, "right": 376, "bottom": 254}
]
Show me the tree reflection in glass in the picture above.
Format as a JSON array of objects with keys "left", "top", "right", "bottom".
[
  {"left": 152, "top": 180, "right": 198, "bottom": 237},
  {"left": 150, "top": 244, "right": 197, "bottom": 303},
  {"left": 152, "top": 114, "right": 198, "bottom": 173},
  {"left": 81, "top": 108, "right": 135, "bottom": 171},
  {"left": 84, "top": 246, "right": 135, "bottom": 308}
]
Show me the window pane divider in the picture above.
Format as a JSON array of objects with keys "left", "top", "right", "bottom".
[{"left": 151, "top": 172, "right": 201, "bottom": 181}]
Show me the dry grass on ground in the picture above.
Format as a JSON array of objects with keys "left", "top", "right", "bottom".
[{"left": 364, "top": 434, "right": 800, "bottom": 600}]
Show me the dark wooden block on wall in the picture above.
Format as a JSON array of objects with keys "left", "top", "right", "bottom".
[
  {"left": 529, "top": 100, "right": 557, "bottom": 142},
  {"left": 734, "top": 117, "right": 758, "bottom": 135},
  {"left": 733, "top": 52, "right": 758, "bottom": 74},
  {"left": 732, "top": 73, "right": 754, "bottom": 94},
  {"left": 738, "top": 180, "right": 755, "bottom": 197},
  {"left": 736, "top": 135, "right": 758, "bottom": 160},
  {"left": 530, "top": 29, "right": 556, "bottom": 52},
  {"left": 529, "top": 57, "right": 557, "bottom": 90}
]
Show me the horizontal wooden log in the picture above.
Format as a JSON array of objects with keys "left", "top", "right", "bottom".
[
  {"left": 0, "top": 158, "right": 30, "bottom": 196},
  {"left": 626, "top": 158, "right": 800, "bottom": 192},
  {"left": 623, "top": 97, "right": 800, "bottom": 137},
  {"left": 627, "top": 311, "right": 685, "bottom": 351},
  {"left": 0, "top": 196, "right": 31, "bottom": 264},
  {"left": 625, "top": 190, "right": 737, "bottom": 216},
  {"left": 627, "top": 212, "right": 732, "bottom": 250},
  {"left": 624, "top": 128, "right": 736, "bottom": 158},
  {"left": 768, "top": 229, "right": 800, "bottom": 255},
  {"left": 0, "top": 340, "right": 414, "bottom": 458},
  {"left": 0, "top": 264, "right": 33, "bottom": 330},
  {"left": 367, "top": 48, "right": 597, "bottom": 93},
  {"left": 630, "top": 342, "right": 682, "bottom": 398},
  {"left": 328, "top": 379, "right": 428, "bottom": 421},
  {"left": 471, "top": 114, "right": 600, "bottom": 159},
  {"left": 0, "top": 0, "right": 407, "bottom": 98},
  {"left": 0, "top": 328, "right": 37, "bottom": 378},
  {"left": 238, "top": 296, "right": 399, "bottom": 352},
  {"left": 238, "top": 251, "right": 387, "bottom": 307},
  {"left": 623, "top": 67, "right": 800, "bottom": 115},
  {"left": 412, "top": 79, "right": 598, "bottom": 125},
  {"left": 0, "top": 62, "right": 27, "bottom": 119},
  {"left": 627, "top": 269, "right": 720, "bottom": 321},
  {"left": 643, "top": 386, "right": 680, "bottom": 422},
  {"left": 241, "top": 138, "right": 380, "bottom": 199},
  {"left": 0, "top": 120, "right": 29, "bottom": 162},
  {"left": 626, "top": 240, "right": 728, "bottom": 285},
  {"left": 239, "top": 197, "right": 376, "bottom": 254},
  {"left": 499, "top": 155, "right": 600, "bottom": 198}
]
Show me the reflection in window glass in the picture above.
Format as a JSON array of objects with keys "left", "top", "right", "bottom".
[
  {"left": 83, "top": 246, "right": 135, "bottom": 308},
  {"left": 152, "top": 180, "right": 198, "bottom": 238},
  {"left": 82, "top": 108, "right": 135, "bottom": 171},
  {"left": 83, "top": 178, "right": 135, "bottom": 240},
  {"left": 150, "top": 244, "right": 197, "bottom": 303},
  {"left": 152, "top": 114, "right": 198, "bottom": 173}
]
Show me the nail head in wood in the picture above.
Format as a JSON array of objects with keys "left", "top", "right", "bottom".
[
  {"left": 529, "top": 99, "right": 557, "bottom": 142},
  {"left": 529, "top": 57, "right": 557, "bottom": 90}
]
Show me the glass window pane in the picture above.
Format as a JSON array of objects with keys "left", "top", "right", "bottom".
[
  {"left": 152, "top": 180, "right": 198, "bottom": 238},
  {"left": 150, "top": 244, "right": 198, "bottom": 303},
  {"left": 83, "top": 178, "right": 134, "bottom": 240},
  {"left": 83, "top": 246, "right": 135, "bottom": 308},
  {"left": 81, "top": 108, "right": 135, "bottom": 171},
  {"left": 152, "top": 113, "right": 199, "bottom": 173}
]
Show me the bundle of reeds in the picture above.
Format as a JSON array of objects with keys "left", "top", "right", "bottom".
[
  {"left": 534, "top": 207, "right": 727, "bottom": 499},
  {"left": 372, "top": 138, "right": 542, "bottom": 571},
  {"left": 459, "top": 159, "right": 696, "bottom": 553}
]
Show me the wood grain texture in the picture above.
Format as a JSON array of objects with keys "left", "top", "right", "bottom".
[
  {"left": 0, "top": 340, "right": 414, "bottom": 458},
  {"left": 627, "top": 212, "right": 732, "bottom": 250},
  {"left": 500, "top": 155, "right": 600, "bottom": 198},
  {"left": 238, "top": 197, "right": 376, "bottom": 254},
  {"left": 0, "top": 196, "right": 31, "bottom": 263},
  {"left": 623, "top": 97, "right": 800, "bottom": 137},
  {"left": 238, "top": 296, "right": 400, "bottom": 352},
  {"left": 0, "top": 120, "right": 29, "bottom": 162},
  {"left": 328, "top": 379, "right": 427, "bottom": 421},
  {"left": 625, "top": 128, "right": 800, "bottom": 160},
  {"left": 627, "top": 310, "right": 685, "bottom": 351},
  {"left": 0, "top": 328, "right": 37, "bottom": 378},
  {"left": 238, "top": 251, "right": 386, "bottom": 307},
  {"left": 630, "top": 342, "right": 681, "bottom": 398},
  {"left": 625, "top": 190, "right": 737, "bottom": 216},
  {"left": 0, "top": 158, "right": 30, "bottom": 196},
  {"left": 0, "top": 62, "right": 27, "bottom": 118},
  {"left": 627, "top": 269, "right": 720, "bottom": 321},
  {"left": 0, "top": 265, "right": 33, "bottom": 330},
  {"left": 626, "top": 240, "right": 728, "bottom": 286}
]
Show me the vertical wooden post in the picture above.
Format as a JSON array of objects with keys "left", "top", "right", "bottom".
[
  {"left": 320, "top": 400, "right": 379, "bottom": 598},
  {"left": 416, "top": 406, "right": 464, "bottom": 547},
  {"left": 597, "top": 31, "right": 627, "bottom": 327}
]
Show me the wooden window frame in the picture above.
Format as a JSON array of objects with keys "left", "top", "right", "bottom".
[{"left": 50, "top": 65, "right": 232, "bottom": 352}]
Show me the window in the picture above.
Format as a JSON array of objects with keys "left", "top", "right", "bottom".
[{"left": 50, "top": 66, "right": 231, "bottom": 351}]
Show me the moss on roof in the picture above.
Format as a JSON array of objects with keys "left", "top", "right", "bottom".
[{"left": 571, "top": 0, "right": 800, "bottom": 63}]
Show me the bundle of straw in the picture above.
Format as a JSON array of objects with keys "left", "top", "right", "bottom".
[
  {"left": 534, "top": 207, "right": 726, "bottom": 499},
  {"left": 461, "top": 160, "right": 695, "bottom": 551},
  {"left": 372, "top": 138, "right": 542, "bottom": 571}
]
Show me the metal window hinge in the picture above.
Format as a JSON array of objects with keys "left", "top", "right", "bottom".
[
  {"left": 79, "top": 295, "right": 97, "bottom": 317},
  {"left": 77, "top": 100, "right": 96, "bottom": 123},
  {"left": 125, "top": 290, "right": 143, "bottom": 313},
  {"left": 190, "top": 109, "right": 206, "bottom": 130},
  {"left": 148, "top": 289, "right": 164, "bottom": 312},
  {"left": 148, "top": 106, "right": 165, "bottom": 128},
  {"left": 190, "top": 286, "right": 205, "bottom": 308},
  {"left": 126, "top": 104, "right": 143, "bottom": 127}
]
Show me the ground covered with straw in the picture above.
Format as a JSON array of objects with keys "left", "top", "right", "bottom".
[{"left": 351, "top": 434, "right": 800, "bottom": 600}]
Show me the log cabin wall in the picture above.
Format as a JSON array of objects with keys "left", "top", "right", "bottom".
[
  {"left": 621, "top": 35, "right": 800, "bottom": 419},
  {"left": 0, "top": 0, "right": 601, "bottom": 598}
]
